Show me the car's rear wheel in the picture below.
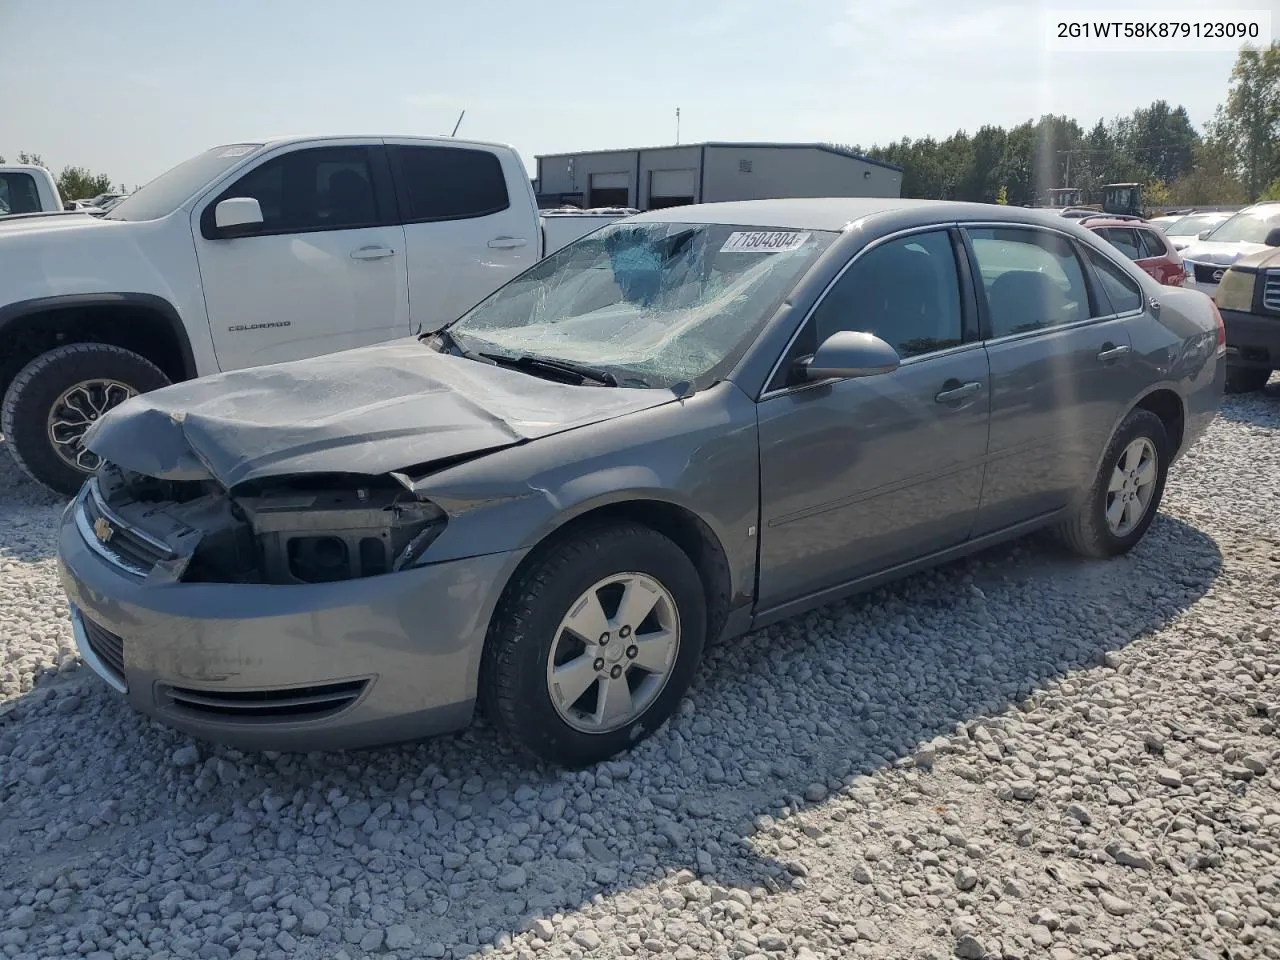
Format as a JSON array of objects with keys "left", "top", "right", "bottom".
[
  {"left": 1, "top": 343, "right": 169, "bottom": 495},
  {"left": 481, "top": 522, "right": 706, "bottom": 767},
  {"left": 1224, "top": 365, "right": 1271, "bottom": 395},
  {"left": 1057, "top": 408, "right": 1169, "bottom": 559}
]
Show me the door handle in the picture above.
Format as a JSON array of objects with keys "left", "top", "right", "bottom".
[
  {"left": 934, "top": 381, "right": 982, "bottom": 404},
  {"left": 1097, "top": 343, "right": 1131, "bottom": 362},
  {"left": 488, "top": 236, "right": 528, "bottom": 249},
  {"left": 350, "top": 245, "right": 397, "bottom": 261}
]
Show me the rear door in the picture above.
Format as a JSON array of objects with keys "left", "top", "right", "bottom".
[
  {"left": 386, "top": 141, "right": 538, "bottom": 333},
  {"left": 966, "top": 225, "right": 1136, "bottom": 534}
]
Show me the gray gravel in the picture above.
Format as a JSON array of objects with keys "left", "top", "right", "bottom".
[{"left": 2, "top": 384, "right": 1279, "bottom": 960}]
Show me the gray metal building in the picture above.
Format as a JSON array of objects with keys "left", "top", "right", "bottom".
[{"left": 533, "top": 142, "right": 903, "bottom": 211}]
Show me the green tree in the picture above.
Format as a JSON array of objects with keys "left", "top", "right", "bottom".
[
  {"left": 1213, "top": 42, "right": 1280, "bottom": 200},
  {"left": 57, "top": 166, "right": 115, "bottom": 201}
]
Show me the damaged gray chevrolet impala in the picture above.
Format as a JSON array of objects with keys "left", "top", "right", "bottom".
[{"left": 57, "top": 198, "right": 1224, "bottom": 767}]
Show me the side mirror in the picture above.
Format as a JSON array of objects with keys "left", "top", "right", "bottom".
[
  {"left": 214, "top": 197, "right": 263, "bottom": 236},
  {"left": 1264, "top": 227, "right": 1280, "bottom": 247},
  {"left": 799, "top": 330, "right": 900, "bottom": 381},
  {"left": 1197, "top": 229, "right": 1213, "bottom": 241}
]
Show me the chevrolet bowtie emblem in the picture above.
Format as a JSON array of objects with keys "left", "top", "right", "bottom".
[{"left": 93, "top": 516, "right": 114, "bottom": 544}]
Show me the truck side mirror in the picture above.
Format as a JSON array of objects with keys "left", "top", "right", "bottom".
[{"left": 214, "top": 197, "right": 264, "bottom": 237}]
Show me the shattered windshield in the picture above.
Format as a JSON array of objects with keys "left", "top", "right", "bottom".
[{"left": 447, "top": 221, "right": 836, "bottom": 388}]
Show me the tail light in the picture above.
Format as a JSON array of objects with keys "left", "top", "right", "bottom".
[{"left": 1210, "top": 300, "right": 1227, "bottom": 358}]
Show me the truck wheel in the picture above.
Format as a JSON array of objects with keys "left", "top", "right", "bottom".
[
  {"left": 1057, "top": 409, "right": 1169, "bottom": 560},
  {"left": 1224, "top": 366, "right": 1271, "bottom": 395},
  {"left": 1, "top": 343, "right": 169, "bottom": 495},
  {"left": 481, "top": 522, "right": 706, "bottom": 767}
]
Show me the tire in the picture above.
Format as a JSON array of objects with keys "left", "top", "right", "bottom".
[
  {"left": 1224, "top": 366, "right": 1271, "bottom": 395},
  {"left": 1, "top": 343, "right": 170, "bottom": 495},
  {"left": 1057, "top": 408, "right": 1169, "bottom": 559},
  {"left": 481, "top": 521, "right": 707, "bottom": 767}
]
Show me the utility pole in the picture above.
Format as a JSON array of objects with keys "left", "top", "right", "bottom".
[{"left": 675, "top": 107, "right": 681, "bottom": 145}]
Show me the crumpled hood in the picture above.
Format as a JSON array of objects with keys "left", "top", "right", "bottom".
[
  {"left": 85, "top": 339, "right": 678, "bottom": 488},
  {"left": 1179, "top": 240, "right": 1270, "bottom": 266}
]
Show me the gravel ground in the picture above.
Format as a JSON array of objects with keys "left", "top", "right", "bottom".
[{"left": 1, "top": 387, "right": 1278, "bottom": 960}]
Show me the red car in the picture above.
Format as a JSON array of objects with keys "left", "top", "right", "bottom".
[{"left": 1082, "top": 216, "right": 1188, "bottom": 286}]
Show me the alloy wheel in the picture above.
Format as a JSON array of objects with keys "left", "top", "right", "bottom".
[
  {"left": 46, "top": 379, "right": 135, "bottom": 472},
  {"left": 1105, "top": 436, "right": 1158, "bottom": 537},
  {"left": 545, "top": 572, "right": 681, "bottom": 734}
]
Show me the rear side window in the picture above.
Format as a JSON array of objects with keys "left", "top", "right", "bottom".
[
  {"left": 394, "top": 146, "right": 510, "bottom": 222},
  {"left": 966, "top": 227, "right": 1090, "bottom": 338},
  {"left": 1137, "top": 229, "right": 1167, "bottom": 259},
  {"left": 1083, "top": 247, "right": 1143, "bottom": 315},
  {"left": 1101, "top": 228, "right": 1143, "bottom": 261},
  {"left": 0, "top": 172, "right": 40, "bottom": 215},
  {"left": 208, "top": 146, "right": 381, "bottom": 235}
]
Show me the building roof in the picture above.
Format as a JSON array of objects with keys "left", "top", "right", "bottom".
[
  {"left": 536, "top": 141, "right": 904, "bottom": 173},
  {"left": 626, "top": 197, "right": 1078, "bottom": 231}
]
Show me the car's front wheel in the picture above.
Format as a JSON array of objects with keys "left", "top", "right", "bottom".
[
  {"left": 482, "top": 522, "right": 706, "bottom": 767},
  {"left": 1, "top": 343, "right": 170, "bottom": 495},
  {"left": 1058, "top": 408, "right": 1169, "bottom": 559}
]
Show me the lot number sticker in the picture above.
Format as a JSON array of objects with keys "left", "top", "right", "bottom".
[{"left": 720, "top": 231, "right": 811, "bottom": 253}]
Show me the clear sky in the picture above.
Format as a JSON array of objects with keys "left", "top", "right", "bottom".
[{"left": 2, "top": 0, "right": 1268, "bottom": 189}]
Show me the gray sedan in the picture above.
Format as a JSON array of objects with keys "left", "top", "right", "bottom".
[{"left": 57, "top": 198, "right": 1224, "bottom": 767}]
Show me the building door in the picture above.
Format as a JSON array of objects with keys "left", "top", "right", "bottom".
[
  {"left": 648, "top": 169, "right": 696, "bottom": 209},
  {"left": 588, "top": 172, "right": 630, "bottom": 208}
]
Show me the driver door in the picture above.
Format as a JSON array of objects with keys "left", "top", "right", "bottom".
[
  {"left": 191, "top": 142, "right": 409, "bottom": 372},
  {"left": 755, "top": 228, "right": 991, "bottom": 611}
]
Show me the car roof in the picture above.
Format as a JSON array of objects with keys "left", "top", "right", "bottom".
[
  {"left": 1083, "top": 218, "right": 1156, "bottom": 229},
  {"left": 624, "top": 198, "right": 1085, "bottom": 232}
]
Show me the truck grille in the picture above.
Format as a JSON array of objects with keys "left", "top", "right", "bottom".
[
  {"left": 82, "top": 616, "right": 126, "bottom": 687},
  {"left": 1265, "top": 271, "right": 1280, "bottom": 313},
  {"left": 75, "top": 478, "right": 175, "bottom": 577},
  {"left": 1189, "top": 261, "right": 1225, "bottom": 285},
  {"left": 158, "top": 680, "right": 368, "bottom": 723}
]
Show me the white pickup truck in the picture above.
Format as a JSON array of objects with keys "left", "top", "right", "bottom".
[
  {"left": 0, "top": 135, "right": 628, "bottom": 493},
  {"left": 0, "top": 165, "right": 63, "bottom": 217}
]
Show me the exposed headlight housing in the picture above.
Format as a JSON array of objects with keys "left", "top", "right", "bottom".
[{"left": 235, "top": 484, "right": 447, "bottom": 585}]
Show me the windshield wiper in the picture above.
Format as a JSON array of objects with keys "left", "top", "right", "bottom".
[
  {"left": 479, "top": 352, "right": 618, "bottom": 387},
  {"left": 422, "top": 326, "right": 474, "bottom": 358}
]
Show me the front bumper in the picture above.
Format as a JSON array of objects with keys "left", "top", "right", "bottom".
[
  {"left": 1221, "top": 307, "right": 1280, "bottom": 371},
  {"left": 57, "top": 498, "right": 527, "bottom": 751}
]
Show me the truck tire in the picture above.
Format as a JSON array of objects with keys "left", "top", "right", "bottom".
[
  {"left": 1056, "top": 408, "right": 1169, "bottom": 559},
  {"left": 1, "top": 343, "right": 170, "bottom": 495},
  {"left": 1224, "top": 366, "right": 1271, "bottom": 395},
  {"left": 481, "top": 521, "right": 706, "bottom": 767}
]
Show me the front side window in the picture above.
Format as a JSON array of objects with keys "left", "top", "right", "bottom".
[
  {"left": 808, "top": 230, "right": 964, "bottom": 359},
  {"left": 394, "top": 145, "right": 510, "bottom": 221},
  {"left": 966, "top": 227, "right": 1090, "bottom": 338},
  {"left": 0, "top": 172, "right": 39, "bottom": 216},
  {"left": 447, "top": 222, "right": 836, "bottom": 388},
  {"left": 1083, "top": 247, "right": 1143, "bottom": 315},
  {"left": 208, "top": 146, "right": 380, "bottom": 235}
]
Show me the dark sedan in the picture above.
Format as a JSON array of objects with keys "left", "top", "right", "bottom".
[{"left": 58, "top": 198, "right": 1224, "bottom": 767}]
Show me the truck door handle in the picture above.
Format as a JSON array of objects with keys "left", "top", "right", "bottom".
[
  {"left": 488, "top": 236, "right": 528, "bottom": 249},
  {"left": 934, "top": 381, "right": 982, "bottom": 404},
  {"left": 1097, "top": 343, "right": 1131, "bottom": 362},
  {"left": 350, "top": 245, "right": 397, "bottom": 261}
]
